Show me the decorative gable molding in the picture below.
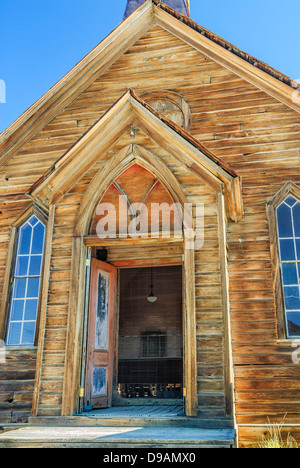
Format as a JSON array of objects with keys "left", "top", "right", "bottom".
[{"left": 28, "top": 89, "right": 243, "bottom": 222}]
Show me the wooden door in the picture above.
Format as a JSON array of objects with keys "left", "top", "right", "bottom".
[{"left": 84, "top": 259, "right": 117, "bottom": 408}]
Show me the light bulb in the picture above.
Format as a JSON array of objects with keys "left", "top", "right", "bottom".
[{"left": 147, "top": 293, "right": 158, "bottom": 303}]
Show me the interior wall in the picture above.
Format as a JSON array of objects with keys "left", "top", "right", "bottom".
[
  {"left": 117, "top": 266, "right": 183, "bottom": 398},
  {"left": 119, "top": 266, "right": 182, "bottom": 354}
]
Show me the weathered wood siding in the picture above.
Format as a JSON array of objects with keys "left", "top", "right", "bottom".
[
  {"left": 0, "top": 24, "right": 299, "bottom": 444},
  {"left": 238, "top": 425, "right": 300, "bottom": 448},
  {"left": 34, "top": 127, "right": 229, "bottom": 420},
  {"left": 0, "top": 350, "right": 36, "bottom": 423}
]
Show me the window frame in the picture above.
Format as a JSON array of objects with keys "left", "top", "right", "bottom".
[
  {"left": 141, "top": 331, "right": 167, "bottom": 358},
  {"left": 267, "top": 182, "right": 300, "bottom": 340},
  {"left": 0, "top": 204, "right": 48, "bottom": 348}
]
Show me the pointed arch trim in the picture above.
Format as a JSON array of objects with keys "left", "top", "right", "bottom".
[
  {"left": 75, "top": 144, "right": 189, "bottom": 237},
  {"left": 268, "top": 181, "right": 300, "bottom": 209}
]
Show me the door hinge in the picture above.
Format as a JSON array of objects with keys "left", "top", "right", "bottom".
[
  {"left": 78, "top": 388, "right": 84, "bottom": 398},
  {"left": 86, "top": 258, "right": 91, "bottom": 267},
  {"left": 183, "top": 387, "right": 187, "bottom": 398}
]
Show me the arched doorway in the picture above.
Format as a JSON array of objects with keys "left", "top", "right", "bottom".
[
  {"left": 84, "top": 163, "right": 184, "bottom": 408},
  {"left": 62, "top": 147, "right": 197, "bottom": 418},
  {"left": 84, "top": 164, "right": 185, "bottom": 409}
]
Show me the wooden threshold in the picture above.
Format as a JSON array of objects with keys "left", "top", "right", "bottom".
[{"left": 82, "top": 404, "right": 184, "bottom": 419}]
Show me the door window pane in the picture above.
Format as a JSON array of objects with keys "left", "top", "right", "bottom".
[
  {"left": 6, "top": 214, "right": 46, "bottom": 346},
  {"left": 92, "top": 367, "right": 107, "bottom": 396},
  {"left": 94, "top": 272, "right": 109, "bottom": 351}
]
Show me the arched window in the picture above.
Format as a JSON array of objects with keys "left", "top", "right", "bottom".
[
  {"left": 6, "top": 213, "right": 46, "bottom": 346},
  {"left": 141, "top": 91, "right": 191, "bottom": 131},
  {"left": 276, "top": 195, "right": 300, "bottom": 337}
]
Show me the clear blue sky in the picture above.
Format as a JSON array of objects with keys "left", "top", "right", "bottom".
[{"left": 0, "top": 0, "right": 299, "bottom": 133}]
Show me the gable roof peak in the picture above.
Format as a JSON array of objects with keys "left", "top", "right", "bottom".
[
  {"left": 28, "top": 88, "right": 243, "bottom": 223},
  {"left": 124, "top": 0, "right": 190, "bottom": 19}
]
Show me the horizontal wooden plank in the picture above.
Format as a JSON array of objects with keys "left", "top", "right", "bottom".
[{"left": 238, "top": 424, "right": 300, "bottom": 448}]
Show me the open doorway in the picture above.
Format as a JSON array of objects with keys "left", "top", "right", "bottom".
[{"left": 116, "top": 266, "right": 183, "bottom": 403}]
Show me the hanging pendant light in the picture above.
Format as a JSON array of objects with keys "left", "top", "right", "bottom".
[{"left": 147, "top": 268, "right": 158, "bottom": 303}]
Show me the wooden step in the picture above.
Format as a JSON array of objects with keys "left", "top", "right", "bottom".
[
  {"left": 28, "top": 415, "right": 234, "bottom": 429},
  {"left": 0, "top": 425, "right": 236, "bottom": 448},
  {"left": 28, "top": 405, "right": 235, "bottom": 429}
]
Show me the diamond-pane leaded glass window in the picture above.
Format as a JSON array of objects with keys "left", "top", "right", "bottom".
[
  {"left": 6, "top": 215, "right": 46, "bottom": 346},
  {"left": 276, "top": 196, "right": 300, "bottom": 337}
]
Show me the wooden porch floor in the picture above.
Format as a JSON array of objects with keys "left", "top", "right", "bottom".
[{"left": 81, "top": 404, "right": 185, "bottom": 420}]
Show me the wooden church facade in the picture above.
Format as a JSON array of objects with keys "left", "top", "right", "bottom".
[{"left": 0, "top": 0, "right": 300, "bottom": 448}]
